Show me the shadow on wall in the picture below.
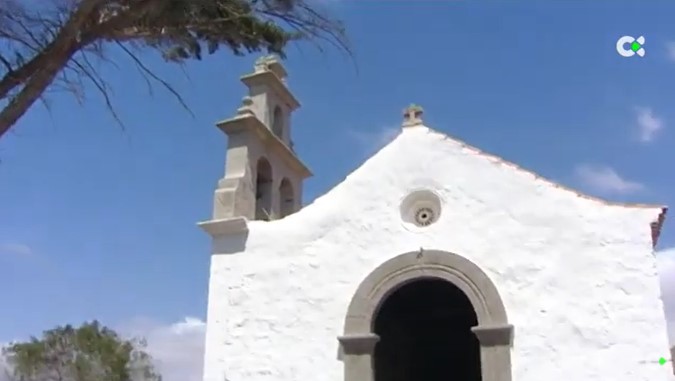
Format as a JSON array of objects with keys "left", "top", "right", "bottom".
[{"left": 213, "top": 232, "right": 249, "bottom": 255}]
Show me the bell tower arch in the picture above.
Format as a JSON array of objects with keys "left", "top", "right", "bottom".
[{"left": 209, "top": 55, "right": 311, "bottom": 222}]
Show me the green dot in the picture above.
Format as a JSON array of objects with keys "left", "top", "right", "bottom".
[
  {"left": 659, "top": 357, "right": 667, "bottom": 365},
  {"left": 631, "top": 41, "right": 642, "bottom": 52}
]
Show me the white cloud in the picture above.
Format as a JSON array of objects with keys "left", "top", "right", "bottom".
[
  {"left": 573, "top": 164, "right": 644, "bottom": 195},
  {"left": 120, "top": 317, "right": 206, "bottom": 381},
  {"left": 347, "top": 125, "right": 400, "bottom": 155},
  {"left": 666, "top": 41, "right": 675, "bottom": 62},
  {"left": 0, "top": 243, "right": 33, "bottom": 258},
  {"left": 635, "top": 106, "right": 664, "bottom": 143},
  {"left": 657, "top": 248, "right": 675, "bottom": 346}
]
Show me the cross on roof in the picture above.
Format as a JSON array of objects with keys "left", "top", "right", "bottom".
[{"left": 402, "top": 104, "right": 424, "bottom": 127}]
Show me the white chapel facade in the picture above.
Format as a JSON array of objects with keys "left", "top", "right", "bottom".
[{"left": 199, "top": 57, "right": 672, "bottom": 381}]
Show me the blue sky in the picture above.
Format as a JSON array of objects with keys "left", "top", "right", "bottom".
[{"left": 1, "top": 1, "right": 675, "bottom": 379}]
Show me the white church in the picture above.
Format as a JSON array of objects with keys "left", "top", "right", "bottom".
[{"left": 198, "top": 56, "right": 672, "bottom": 381}]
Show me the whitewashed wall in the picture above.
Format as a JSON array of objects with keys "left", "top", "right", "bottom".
[{"left": 202, "top": 126, "right": 670, "bottom": 381}]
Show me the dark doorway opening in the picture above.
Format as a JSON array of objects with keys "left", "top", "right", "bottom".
[{"left": 373, "top": 278, "right": 481, "bottom": 381}]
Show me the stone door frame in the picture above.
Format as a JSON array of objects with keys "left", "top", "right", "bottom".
[{"left": 337, "top": 249, "right": 514, "bottom": 381}]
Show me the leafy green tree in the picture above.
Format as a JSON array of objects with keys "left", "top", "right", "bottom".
[
  {"left": 2, "top": 321, "right": 160, "bottom": 381},
  {"left": 0, "top": 0, "right": 348, "bottom": 139}
]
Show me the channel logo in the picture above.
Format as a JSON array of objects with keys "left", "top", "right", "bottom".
[{"left": 616, "top": 35, "right": 645, "bottom": 57}]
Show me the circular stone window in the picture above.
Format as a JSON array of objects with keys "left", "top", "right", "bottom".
[{"left": 400, "top": 190, "right": 442, "bottom": 228}]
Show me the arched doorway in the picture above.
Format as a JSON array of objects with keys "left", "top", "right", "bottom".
[
  {"left": 373, "top": 278, "right": 481, "bottom": 381},
  {"left": 338, "top": 250, "right": 513, "bottom": 381}
]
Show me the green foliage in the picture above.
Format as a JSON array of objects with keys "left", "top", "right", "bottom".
[
  {"left": 126, "top": 0, "right": 302, "bottom": 61},
  {"left": 87, "top": 0, "right": 348, "bottom": 63},
  {"left": 2, "top": 321, "right": 160, "bottom": 381}
]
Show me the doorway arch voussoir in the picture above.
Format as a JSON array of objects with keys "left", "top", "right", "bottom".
[{"left": 338, "top": 249, "right": 513, "bottom": 381}]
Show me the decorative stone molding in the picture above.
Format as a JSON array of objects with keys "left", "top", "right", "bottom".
[
  {"left": 340, "top": 250, "right": 513, "bottom": 381},
  {"left": 240, "top": 70, "right": 300, "bottom": 111},
  {"left": 471, "top": 324, "right": 514, "bottom": 347},
  {"left": 254, "top": 54, "right": 277, "bottom": 72},
  {"left": 216, "top": 114, "right": 312, "bottom": 179},
  {"left": 254, "top": 54, "right": 288, "bottom": 80},
  {"left": 235, "top": 96, "right": 255, "bottom": 117},
  {"left": 197, "top": 217, "right": 248, "bottom": 237},
  {"left": 337, "top": 334, "right": 380, "bottom": 355}
]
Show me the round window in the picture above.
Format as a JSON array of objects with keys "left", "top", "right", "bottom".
[
  {"left": 399, "top": 190, "right": 442, "bottom": 228},
  {"left": 414, "top": 207, "right": 435, "bottom": 226}
]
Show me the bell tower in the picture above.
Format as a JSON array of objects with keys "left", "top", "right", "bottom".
[{"left": 207, "top": 55, "right": 311, "bottom": 223}]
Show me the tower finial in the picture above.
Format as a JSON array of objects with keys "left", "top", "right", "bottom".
[
  {"left": 235, "top": 96, "right": 254, "bottom": 116},
  {"left": 402, "top": 104, "right": 424, "bottom": 127},
  {"left": 253, "top": 54, "right": 287, "bottom": 80},
  {"left": 255, "top": 54, "right": 277, "bottom": 69}
]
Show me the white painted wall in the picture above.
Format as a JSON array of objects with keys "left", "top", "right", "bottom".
[{"left": 202, "top": 126, "right": 671, "bottom": 381}]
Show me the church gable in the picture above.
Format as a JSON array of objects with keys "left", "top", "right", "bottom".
[{"left": 281, "top": 107, "right": 665, "bottom": 253}]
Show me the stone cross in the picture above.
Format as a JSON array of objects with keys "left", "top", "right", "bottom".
[
  {"left": 254, "top": 54, "right": 279, "bottom": 72},
  {"left": 402, "top": 104, "right": 424, "bottom": 127}
]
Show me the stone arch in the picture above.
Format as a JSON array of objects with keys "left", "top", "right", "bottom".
[
  {"left": 254, "top": 157, "right": 273, "bottom": 220},
  {"left": 272, "top": 105, "right": 284, "bottom": 139},
  {"left": 338, "top": 250, "right": 513, "bottom": 381},
  {"left": 278, "top": 178, "right": 294, "bottom": 218}
]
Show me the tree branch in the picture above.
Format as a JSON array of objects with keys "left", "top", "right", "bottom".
[
  {"left": 0, "top": 0, "right": 350, "bottom": 139},
  {"left": 0, "top": 43, "right": 78, "bottom": 137},
  {"left": 0, "top": 0, "right": 103, "bottom": 101}
]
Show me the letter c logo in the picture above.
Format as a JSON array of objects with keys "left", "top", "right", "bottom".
[{"left": 617, "top": 35, "right": 645, "bottom": 57}]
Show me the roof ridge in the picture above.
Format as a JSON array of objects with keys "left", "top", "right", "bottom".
[
  {"left": 411, "top": 126, "right": 667, "bottom": 248},
  {"left": 417, "top": 126, "right": 666, "bottom": 210}
]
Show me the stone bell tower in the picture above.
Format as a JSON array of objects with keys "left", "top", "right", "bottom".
[{"left": 206, "top": 55, "right": 312, "bottom": 224}]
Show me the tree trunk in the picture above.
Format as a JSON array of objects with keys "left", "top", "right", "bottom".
[
  {"left": 0, "top": 53, "right": 51, "bottom": 101},
  {"left": 0, "top": 0, "right": 104, "bottom": 138},
  {"left": 0, "top": 47, "right": 78, "bottom": 138}
]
